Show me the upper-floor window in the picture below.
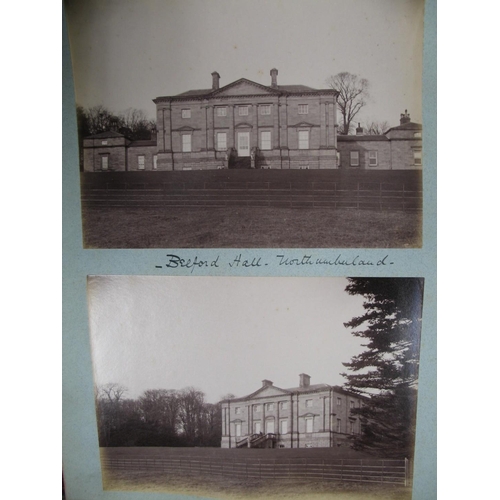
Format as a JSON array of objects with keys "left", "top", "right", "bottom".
[
  {"left": 350, "top": 401, "right": 355, "bottom": 409},
  {"left": 337, "top": 397, "right": 342, "bottom": 406},
  {"left": 369, "top": 151, "right": 378, "bottom": 167},
  {"left": 253, "top": 405, "right": 261, "bottom": 413},
  {"left": 298, "top": 104, "right": 308, "bottom": 115},
  {"left": 181, "top": 109, "right": 191, "bottom": 119},
  {"left": 350, "top": 151, "right": 359, "bottom": 167},
  {"left": 182, "top": 134, "right": 192, "bottom": 152},
  {"left": 260, "top": 105, "right": 271, "bottom": 115},
  {"left": 305, "top": 399, "right": 313, "bottom": 408},
  {"left": 101, "top": 140, "right": 108, "bottom": 145},
  {"left": 137, "top": 155, "right": 145, "bottom": 170},
  {"left": 413, "top": 149, "right": 422, "bottom": 165},
  {"left": 239, "top": 106, "right": 249, "bottom": 116},
  {"left": 216, "top": 107, "right": 227, "bottom": 117},
  {"left": 260, "top": 131, "right": 271, "bottom": 150},
  {"left": 266, "top": 402, "right": 275, "bottom": 411},
  {"left": 414, "top": 132, "right": 422, "bottom": 138},
  {"left": 235, "top": 407, "right": 241, "bottom": 414},
  {"left": 280, "top": 401, "right": 288, "bottom": 410},
  {"left": 298, "top": 130, "right": 309, "bottom": 150}
]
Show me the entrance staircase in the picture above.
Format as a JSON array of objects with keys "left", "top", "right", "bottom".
[
  {"left": 229, "top": 157, "right": 251, "bottom": 169},
  {"left": 236, "top": 433, "right": 277, "bottom": 449}
]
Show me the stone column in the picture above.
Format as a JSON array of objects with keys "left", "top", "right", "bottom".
[
  {"left": 329, "top": 101, "right": 337, "bottom": 148},
  {"left": 251, "top": 103, "right": 258, "bottom": 148},
  {"left": 273, "top": 101, "right": 279, "bottom": 149},
  {"left": 207, "top": 105, "right": 214, "bottom": 150},
  {"left": 228, "top": 104, "right": 235, "bottom": 149},
  {"left": 320, "top": 101, "right": 327, "bottom": 148},
  {"left": 164, "top": 107, "right": 172, "bottom": 152},
  {"left": 201, "top": 104, "right": 208, "bottom": 151},
  {"left": 279, "top": 100, "right": 288, "bottom": 149}
]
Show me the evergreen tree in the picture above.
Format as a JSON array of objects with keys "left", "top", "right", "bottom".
[{"left": 342, "top": 278, "right": 424, "bottom": 458}]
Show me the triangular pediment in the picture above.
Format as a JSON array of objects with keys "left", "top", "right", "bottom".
[
  {"left": 212, "top": 78, "right": 279, "bottom": 97},
  {"left": 244, "top": 385, "right": 291, "bottom": 400}
]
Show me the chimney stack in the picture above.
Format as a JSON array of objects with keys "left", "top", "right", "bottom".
[
  {"left": 270, "top": 68, "right": 278, "bottom": 88},
  {"left": 400, "top": 109, "right": 411, "bottom": 125},
  {"left": 299, "top": 373, "right": 311, "bottom": 388},
  {"left": 262, "top": 379, "right": 273, "bottom": 388},
  {"left": 211, "top": 71, "right": 220, "bottom": 90},
  {"left": 356, "top": 123, "right": 364, "bottom": 136}
]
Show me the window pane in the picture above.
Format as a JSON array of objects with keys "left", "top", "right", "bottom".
[
  {"left": 182, "top": 135, "right": 191, "bottom": 152},
  {"left": 182, "top": 109, "right": 191, "bottom": 118},
  {"left": 217, "top": 132, "right": 227, "bottom": 151},
  {"left": 350, "top": 151, "right": 359, "bottom": 166},
  {"left": 298, "top": 130, "right": 309, "bottom": 149},
  {"left": 298, "top": 104, "right": 308, "bottom": 114},
  {"left": 260, "top": 105, "right": 271, "bottom": 115},
  {"left": 239, "top": 106, "right": 248, "bottom": 116},
  {"left": 281, "top": 420, "right": 288, "bottom": 434},
  {"left": 414, "top": 150, "right": 422, "bottom": 165},
  {"left": 306, "top": 418, "right": 313, "bottom": 433},
  {"left": 101, "top": 156, "right": 108, "bottom": 170},
  {"left": 261, "top": 131, "right": 271, "bottom": 150},
  {"left": 138, "top": 156, "right": 145, "bottom": 170},
  {"left": 217, "top": 107, "right": 227, "bottom": 116},
  {"left": 153, "top": 155, "right": 157, "bottom": 170}
]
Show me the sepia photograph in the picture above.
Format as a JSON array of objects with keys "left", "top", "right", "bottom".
[
  {"left": 65, "top": 0, "right": 425, "bottom": 249},
  {"left": 87, "top": 275, "right": 424, "bottom": 499}
]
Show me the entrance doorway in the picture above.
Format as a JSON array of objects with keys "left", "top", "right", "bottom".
[{"left": 237, "top": 132, "right": 250, "bottom": 157}]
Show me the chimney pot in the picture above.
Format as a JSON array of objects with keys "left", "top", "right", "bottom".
[
  {"left": 299, "top": 373, "right": 311, "bottom": 388},
  {"left": 356, "top": 123, "right": 364, "bottom": 136},
  {"left": 270, "top": 68, "right": 278, "bottom": 88},
  {"left": 262, "top": 379, "right": 273, "bottom": 387},
  {"left": 400, "top": 110, "right": 411, "bottom": 125},
  {"left": 211, "top": 71, "right": 220, "bottom": 90}
]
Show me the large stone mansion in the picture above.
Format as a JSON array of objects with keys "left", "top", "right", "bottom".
[
  {"left": 220, "top": 374, "right": 364, "bottom": 449},
  {"left": 83, "top": 69, "right": 422, "bottom": 172}
]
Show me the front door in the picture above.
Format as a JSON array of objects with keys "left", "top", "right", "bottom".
[{"left": 237, "top": 132, "right": 250, "bottom": 157}]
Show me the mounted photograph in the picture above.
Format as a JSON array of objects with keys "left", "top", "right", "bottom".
[
  {"left": 87, "top": 276, "right": 425, "bottom": 499},
  {"left": 65, "top": 0, "right": 425, "bottom": 249}
]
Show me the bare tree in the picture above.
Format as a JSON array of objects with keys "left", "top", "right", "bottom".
[
  {"left": 178, "top": 387, "right": 206, "bottom": 445},
  {"left": 326, "top": 72, "right": 370, "bottom": 134},
  {"left": 364, "top": 120, "right": 390, "bottom": 135},
  {"left": 94, "top": 383, "right": 128, "bottom": 446},
  {"left": 139, "top": 389, "right": 180, "bottom": 432}
]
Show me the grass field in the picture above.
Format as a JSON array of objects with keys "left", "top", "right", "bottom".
[
  {"left": 100, "top": 448, "right": 413, "bottom": 500},
  {"left": 82, "top": 206, "right": 422, "bottom": 248},
  {"left": 102, "top": 470, "right": 412, "bottom": 500}
]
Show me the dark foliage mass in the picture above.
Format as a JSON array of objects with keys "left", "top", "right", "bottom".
[
  {"left": 76, "top": 105, "right": 156, "bottom": 169},
  {"left": 342, "top": 278, "right": 424, "bottom": 458},
  {"left": 94, "top": 384, "right": 222, "bottom": 447}
]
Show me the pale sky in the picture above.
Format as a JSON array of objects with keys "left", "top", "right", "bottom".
[
  {"left": 65, "top": 0, "right": 424, "bottom": 128},
  {"left": 87, "top": 276, "right": 367, "bottom": 403}
]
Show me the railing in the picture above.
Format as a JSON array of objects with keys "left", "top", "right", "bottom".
[{"left": 101, "top": 456, "right": 410, "bottom": 486}]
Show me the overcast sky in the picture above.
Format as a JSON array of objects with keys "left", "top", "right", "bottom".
[
  {"left": 65, "top": 0, "right": 424, "bottom": 128},
  {"left": 87, "top": 276, "right": 367, "bottom": 403}
]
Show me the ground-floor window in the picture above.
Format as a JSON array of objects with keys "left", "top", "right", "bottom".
[
  {"left": 138, "top": 155, "right": 145, "bottom": 170},
  {"left": 101, "top": 156, "right": 108, "bottom": 171},
  {"left": 235, "top": 423, "right": 241, "bottom": 437},
  {"left": 260, "top": 131, "right": 271, "bottom": 150},
  {"left": 305, "top": 417, "right": 313, "bottom": 433},
  {"left": 280, "top": 419, "right": 288, "bottom": 434},
  {"left": 153, "top": 155, "right": 158, "bottom": 170},
  {"left": 182, "top": 134, "right": 192, "bottom": 152},
  {"left": 350, "top": 151, "right": 359, "bottom": 167},
  {"left": 298, "top": 130, "right": 309, "bottom": 149},
  {"left": 413, "top": 149, "right": 422, "bottom": 165},
  {"left": 217, "top": 132, "right": 227, "bottom": 151},
  {"left": 368, "top": 151, "right": 378, "bottom": 167},
  {"left": 336, "top": 418, "right": 341, "bottom": 433},
  {"left": 254, "top": 421, "right": 261, "bottom": 434},
  {"left": 350, "top": 421, "right": 355, "bottom": 435}
]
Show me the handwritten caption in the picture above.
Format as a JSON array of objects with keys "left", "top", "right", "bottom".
[{"left": 155, "top": 254, "right": 394, "bottom": 273}]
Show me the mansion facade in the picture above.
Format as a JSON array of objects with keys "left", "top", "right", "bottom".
[
  {"left": 83, "top": 69, "right": 422, "bottom": 172},
  {"left": 220, "top": 374, "right": 364, "bottom": 449}
]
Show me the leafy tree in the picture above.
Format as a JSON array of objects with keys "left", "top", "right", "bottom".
[
  {"left": 326, "top": 72, "right": 369, "bottom": 134},
  {"left": 341, "top": 278, "right": 424, "bottom": 458}
]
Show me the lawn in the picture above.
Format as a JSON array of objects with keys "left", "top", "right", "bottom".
[
  {"left": 82, "top": 206, "right": 421, "bottom": 248},
  {"left": 102, "top": 470, "right": 412, "bottom": 500}
]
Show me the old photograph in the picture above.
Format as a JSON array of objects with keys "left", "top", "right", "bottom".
[
  {"left": 87, "top": 276, "right": 424, "bottom": 499},
  {"left": 65, "top": 0, "right": 425, "bottom": 248}
]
